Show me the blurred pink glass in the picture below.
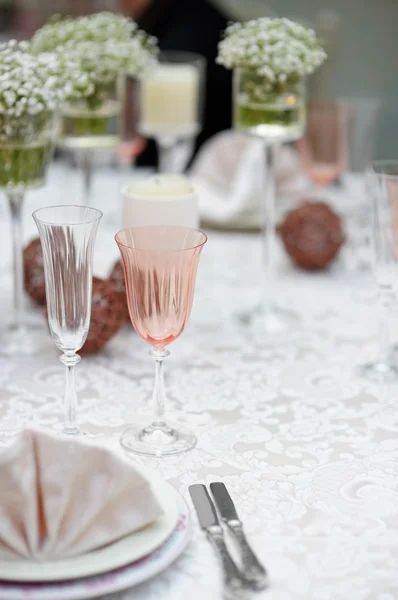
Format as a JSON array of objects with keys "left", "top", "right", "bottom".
[
  {"left": 297, "top": 101, "right": 349, "bottom": 190},
  {"left": 115, "top": 225, "right": 207, "bottom": 457}
]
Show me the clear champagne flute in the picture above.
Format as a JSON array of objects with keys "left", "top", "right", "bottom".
[
  {"left": 33, "top": 205, "right": 102, "bottom": 434},
  {"left": 359, "top": 161, "right": 398, "bottom": 383},
  {"left": 115, "top": 225, "right": 207, "bottom": 457}
]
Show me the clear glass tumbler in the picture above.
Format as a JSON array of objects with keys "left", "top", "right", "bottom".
[
  {"left": 115, "top": 225, "right": 207, "bottom": 457},
  {"left": 359, "top": 161, "right": 398, "bottom": 383},
  {"left": 33, "top": 205, "right": 102, "bottom": 434}
]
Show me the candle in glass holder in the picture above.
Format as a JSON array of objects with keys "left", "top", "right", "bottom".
[
  {"left": 122, "top": 174, "right": 199, "bottom": 228},
  {"left": 139, "top": 64, "right": 200, "bottom": 137}
]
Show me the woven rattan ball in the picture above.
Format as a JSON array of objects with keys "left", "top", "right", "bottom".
[
  {"left": 24, "top": 238, "right": 46, "bottom": 305},
  {"left": 279, "top": 201, "right": 345, "bottom": 270},
  {"left": 109, "top": 259, "right": 130, "bottom": 322},
  {"left": 80, "top": 277, "right": 128, "bottom": 354}
]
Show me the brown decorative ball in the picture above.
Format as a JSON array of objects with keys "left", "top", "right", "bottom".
[
  {"left": 109, "top": 259, "right": 130, "bottom": 322},
  {"left": 80, "top": 277, "right": 129, "bottom": 354},
  {"left": 279, "top": 201, "right": 345, "bottom": 270},
  {"left": 24, "top": 238, "right": 46, "bottom": 305},
  {"left": 43, "top": 277, "right": 128, "bottom": 354}
]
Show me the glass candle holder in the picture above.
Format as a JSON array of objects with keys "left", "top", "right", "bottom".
[
  {"left": 0, "top": 110, "right": 56, "bottom": 355},
  {"left": 122, "top": 174, "right": 199, "bottom": 228},
  {"left": 138, "top": 51, "right": 205, "bottom": 173},
  {"left": 233, "top": 68, "right": 306, "bottom": 332}
]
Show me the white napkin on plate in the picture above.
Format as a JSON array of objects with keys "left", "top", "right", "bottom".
[
  {"left": 0, "top": 428, "right": 164, "bottom": 561},
  {"left": 189, "top": 130, "right": 309, "bottom": 229}
]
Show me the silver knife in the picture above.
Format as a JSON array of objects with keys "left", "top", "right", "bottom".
[
  {"left": 189, "top": 484, "right": 250, "bottom": 599},
  {"left": 210, "top": 482, "right": 268, "bottom": 590}
]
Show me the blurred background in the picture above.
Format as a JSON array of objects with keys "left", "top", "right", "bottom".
[{"left": 0, "top": 0, "right": 397, "bottom": 159}]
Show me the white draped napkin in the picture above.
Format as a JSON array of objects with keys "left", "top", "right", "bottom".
[
  {"left": 189, "top": 130, "right": 309, "bottom": 228},
  {"left": 0, "top": 428, "right": 164, "bottom": 561}
]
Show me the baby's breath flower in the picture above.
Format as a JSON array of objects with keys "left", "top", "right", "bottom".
[
  {"left": 0, "top": 40, "right": 93, "bottom": 119},
  {"left": 30, "top": 12, "right": 158, "bottom": 88},
  {"left": 217, "top": 17, "right": 326, "bottom": 83}
]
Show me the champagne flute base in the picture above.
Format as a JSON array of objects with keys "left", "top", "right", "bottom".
[
  {"left": 0, "top": 322, "right": 48, "bottom": 356},
  {"left": 239, "top": 302, "right": 300, "bottom": 334},
  {"left": 358, "top": 362, "right": 398, "bottom": 384},
  {"left": 120, "top": 422, "right": 197, "bottom": 457}
]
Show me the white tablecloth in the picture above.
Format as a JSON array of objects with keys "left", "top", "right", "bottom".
[{"left": 0, "top": 163, "right": 397, "bottom": 600}]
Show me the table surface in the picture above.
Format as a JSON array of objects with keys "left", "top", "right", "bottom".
[{"left": 0, "top": 163, "right": 397, "bottom": 600}]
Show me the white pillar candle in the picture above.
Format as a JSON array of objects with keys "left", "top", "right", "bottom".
[
  {"left": 139, "top": 64, "right": 200, "bottom": 137},
  {"left": 122, "top": 174, "right": 199, "bottom": 228}
]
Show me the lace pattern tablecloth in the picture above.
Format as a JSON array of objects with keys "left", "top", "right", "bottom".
[{"left": 0, "top": 164, "right": 397, "bottom": 600}]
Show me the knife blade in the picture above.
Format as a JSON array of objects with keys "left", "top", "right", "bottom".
[
  {"left": 210, "top": 482, "right": 268, "bottom": 590},
  {"left": 189, "top": 484, "right": 249, "bottom": 599}
]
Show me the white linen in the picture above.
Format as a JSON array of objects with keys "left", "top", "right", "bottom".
[
  {"left": 189, "top": 130, "right": 309, "bottom": 228},
  {"left": 0, "top": 163, "right": 396, "bottom": 598},
  {"left": 0, "top": 428, "right": 163, "bottom": 561}
]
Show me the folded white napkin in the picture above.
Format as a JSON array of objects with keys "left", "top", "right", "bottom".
[
  {"left": 189, "top": 130, "right": 309, "bottom": 228},
  {"left": 0, "top": 428, "right": 164, "bottom": 561}
]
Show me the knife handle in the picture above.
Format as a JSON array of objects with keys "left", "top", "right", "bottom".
[
  {"left": 227, "top": 522, "right": 268, "bottom": 590},
  {"left": 206, "top": 528, "right": 248, "bottom": 599}
]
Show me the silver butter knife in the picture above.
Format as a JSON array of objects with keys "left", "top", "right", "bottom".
[
  {"left": 189, "top": 484, "right": 249, "bottom": 599},
  {"left": 210, "top": 482, "right": 268, "bottom": 590}
]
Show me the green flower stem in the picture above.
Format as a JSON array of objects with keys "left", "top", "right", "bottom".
[{"left": 0, "top": 142, "right": 51, "bottom": 188}]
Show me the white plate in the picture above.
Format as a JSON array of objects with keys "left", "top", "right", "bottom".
[
  {"left": 0, "top": 493, "right": 191, "bottom": 600},
  {"left": 0, "top": 476, "right": 179, "bottom": 583}
]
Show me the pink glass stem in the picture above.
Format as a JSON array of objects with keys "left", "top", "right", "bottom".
[
  {"left": 150, "top": 348, "right": 170, "bottom": 428},
  {"left": 7, "top": 190, "right": 25, "bottom": 332}
]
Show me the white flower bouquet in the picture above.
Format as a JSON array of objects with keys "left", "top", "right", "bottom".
[
  {"left": 217, "top": 18, "right": 326, "bottom": 139},
  {"left": 217, "top": 17, "right": 326, "bottom": 92},
  {"left": 30, "top": 12, "right": 158, "bottom": 110},
  {"left": 0, "top": 40, "right": 92, "bottom": 186}
]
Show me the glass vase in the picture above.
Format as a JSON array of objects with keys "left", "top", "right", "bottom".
[
  {"left": 233, "top": 68, "right": 306, "bottom": 143},
  {"left": 233, "top": 68, "right": 306, "bottom": 332},
  {"left": 0, "top": 110, "right": 56, "bottom": 354},
  {"left": 58, "top": 76, "right": 125, "bottom": 205}
]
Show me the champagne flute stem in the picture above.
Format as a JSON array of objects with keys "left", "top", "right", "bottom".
[
  {"left": 263, "top": 143, "right": 277, "bottom": 308},
  {"left": 60, "top": 353, "right": 81, "bottom": 435},
  {"left": 7, "top": 190, "right": 25, "bottom": 331},
  {"left": 157, "top": 138, "right": 175, "bottom": 173},
  {"left": 150, "top": 348, "right": 170, "bottom": 428},
  {"left": 378, "top": 285, "right": 394, "bottom": 365},
  {"left": 81, "top": 150, "right": 93, "bottom": 205}
]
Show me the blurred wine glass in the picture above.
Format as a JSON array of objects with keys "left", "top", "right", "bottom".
[{"left": 297, "top": 100, "right": 349, "bottom": 196}]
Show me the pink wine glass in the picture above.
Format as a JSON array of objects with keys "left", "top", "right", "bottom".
[
  {"left": 115, "top": 225, "right": 207, "bottom": 457},
  {"left": 297, "top": 100, "right": 349, "bottom": 194}
]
